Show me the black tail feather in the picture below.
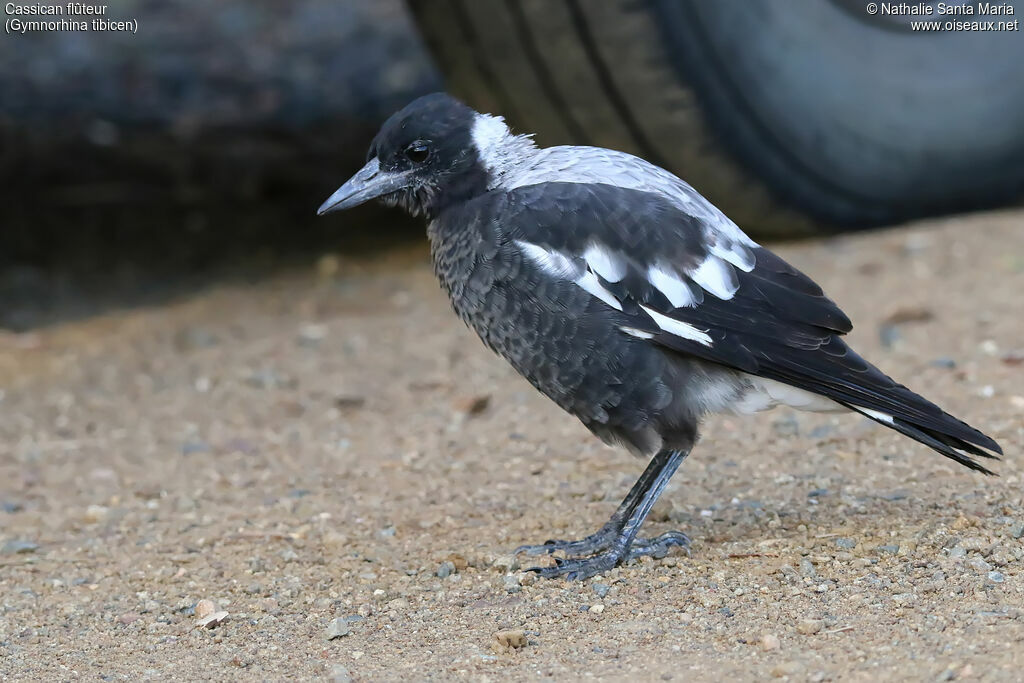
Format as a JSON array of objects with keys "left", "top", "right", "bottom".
[{"left": 850, "top": 406, "right": 1000, "bottom": 475}]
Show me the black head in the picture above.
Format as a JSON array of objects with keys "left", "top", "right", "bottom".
[{"left": 318, "top": 93, "right": 491, "bottom": 219}]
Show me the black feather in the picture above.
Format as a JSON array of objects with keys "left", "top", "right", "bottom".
[{"left": 499, "top": 181, "right": 1002, "bottom": 471}]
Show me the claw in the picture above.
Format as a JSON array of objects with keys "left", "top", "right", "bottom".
[
  {"left": 513, "top": 539, "right": 565, "bottom": 556},
  {"left": 513, "top": 527, "right": 621, "bottom": 558},
  {"left": 518, "top": 529, "right": 690, "bottom": 580},
  {"left": 525, "top": 551, "right": 622, "bottom": 581}
]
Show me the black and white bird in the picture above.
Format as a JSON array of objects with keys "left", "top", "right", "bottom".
[{"left": 318, "top": 93, "right": 1002, "bottom": 580}]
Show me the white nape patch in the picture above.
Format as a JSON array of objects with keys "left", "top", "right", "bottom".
[
  {"left": 640, "top": 305, "right": 712, "bottom": 347},
  {"left": 577, "top": 271, "right": 623, "bottom": 310},
  {"left": 472, "top": 113, "right": 538, "bottom": 183},
  {"left": 471, "top": 114, "right": 511, "bottom": 159},
  {"left": 516, "top": 240, "right": 622, "bottom": 311},
  {"left": 583, "top": 244, "right": 627, "bottom": 282},
  {"left": 619, "top": 326, "right": 655, "bottom": 340},
  {"left": 690, "top": 255, "right": 739, "bottom": 300},
  {"left": 515, "top": 240, "right": 579, "bottom": 279},
  {"left": 859, "top": 407, "right": 895, "bottom": 424},
  {"left": 710, "top": 241, "right": 756, "bottom": 272},
  {"left": 647, "top": 264, "right": 697, "bottom": 308}
]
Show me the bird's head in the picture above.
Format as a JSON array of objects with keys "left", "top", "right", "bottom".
[{"left": 318, "top": 93, "right": 533, "bottom": 219}]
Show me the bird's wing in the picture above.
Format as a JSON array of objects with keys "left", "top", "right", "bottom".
[{"left": 502, "top": 181, "right": 1001, "bottom": 470}]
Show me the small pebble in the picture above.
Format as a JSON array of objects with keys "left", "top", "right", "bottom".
[
  {"left": 988, "top": 571, "right": 1005, "bottom": 583},
  {"left": 807, "top": 425, "right": 834, "bottom": 439},
  {"left": 879, "top": 324, "right": 902, "bottom": 349},
  {"left": 797, "top": 619, "right": 823, "bottom": 635},
  {"left": 592, "top": 582, "right": 610, "bottom": 598},
  {"left": 446, "top": 553, "right": 469, "bottom": 571},
  {"left": 503, "top": 574, "right": 522, "bottom": 593},
  {"left": 194, "top": 599, "right": 217, "bottom": 620},
  {"left": 1011, "top": 523, "right": 1024, "bottom": 540},
  {"left": 969, "top": 557, "right": 992, "bottom": 572},
  {"left": 771, "top": 661, "right": 803, "bottom": 678},
  {"left": 589, "top": 604, "right": 605, "bottom": 615},
  {"left": 772, "top": 416, "right": 799, "bottom": 437},
  {"left": 494, "top": 629, "right": 528, "bottom": 649},
  {"left": 1, "top": 539, "right": 38, "bottom": 555},
  {"left": 325, "top": 617, "right": 351, "bottom": 641},
  {"left": 835, "top": 538, "right": 857, "bottom": 550},
  {"left": 930, "top": 357, "right": 957, "bottom": 369},
  {"left": 491, "top": 555, "right": 519, "bottom": 572},
  {"left": 453, "top": 394, "right": 490, "bottom": 417},
  {"left": 195, "top": 611, "right": 229, "bottom": 629},
  {"left": 761, "top": 633, "right": 781, "bottom": 651},
  {"left": 297, "top": 323, "right": 327, "bottom": 346},
  {"left": 436, "top": 561, "right": 456, "bottom": 578},
  {"left": 876, "top": 544, "right": 900, "bottom": 554},
  {"left": 330, "top": 664, "right": 353, "bottom": 683},
  {"left": 83, "top": 505, "right": 109, "bottom": 523},
  {"left": 799, "top": 558, "right": 817, "bottom": 578}
]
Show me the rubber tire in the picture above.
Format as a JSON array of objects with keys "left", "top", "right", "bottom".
[{"left": 408, "top": 0, "right": 1024, "bottom": 238}]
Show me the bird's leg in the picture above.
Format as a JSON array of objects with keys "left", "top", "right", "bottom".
[
  {"left": 517, "top": 448, "right": 690, "bottom": 580},
  {"left": 514, "top": 448, "right": 674, "bottom": 557}
]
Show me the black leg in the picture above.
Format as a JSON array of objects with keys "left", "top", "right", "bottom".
[
  {"left": 514, "top": 448, "right": 677, "bottom": 557},
  {"left": 516, "top": 448, "right": 691, "bottom": 581}
]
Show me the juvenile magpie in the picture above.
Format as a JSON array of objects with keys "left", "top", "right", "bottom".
[{"left": 318, "top": 93, "right": 1002, "bottom": 580}]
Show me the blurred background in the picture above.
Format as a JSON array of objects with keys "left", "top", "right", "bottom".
[{"left": 2, "top": 0, "right": 1023, "bottom": 329}]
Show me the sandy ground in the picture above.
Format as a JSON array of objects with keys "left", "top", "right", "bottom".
[{"left": 1, "top": 211, "right": 1022, "bottom": 682}]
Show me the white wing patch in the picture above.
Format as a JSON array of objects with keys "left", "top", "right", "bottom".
[
  {"left": 858, "top": 407, "right": 895, "bottom": 424},
  {"left": 689, "top": 255, "right": 739, "bottom": 300},
  {"left": 619, "top": 326, "right": 655, "bottom": 340},
  {"left": 709, "top": 240, "right": 756, "bottom": 272},
  {"left": 516, "top": 240, "right": 622, "bottom": 311},
  {"left": 647, "top": 264, "right": 697, "bottom": 308},
  {"left": 515, "top": 240, "right": 578, "bottom": 279},
  {"left": 583, "top": 244, "right": 627, "bottom": 282},
  {"left": 640, "top": 305, "right": 713, "bottom": 347},
  {"left": 577, "top": 271, "right": 623, "bottom": 310}
]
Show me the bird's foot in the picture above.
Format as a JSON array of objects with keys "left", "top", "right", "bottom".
[
  {"left": 513, "top": 522, "right": 623, "bottom": 557},
  {"left": 519, "top": 530, "right": 690, "bottom": 581}
]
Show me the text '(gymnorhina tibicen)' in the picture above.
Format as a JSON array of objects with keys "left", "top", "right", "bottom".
[{"left": 318, "top": 93, "right": 1003, "bottom": 581}]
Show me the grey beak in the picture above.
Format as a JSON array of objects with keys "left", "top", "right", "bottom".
[{"left": 317, "top": 157, "right": 412, "bottom": 216}]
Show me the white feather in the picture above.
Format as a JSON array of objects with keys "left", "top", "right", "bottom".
[
  {"left": 515, "top": 240, "right": 579, "bottom": 279},
  {"left": 577, "top": 271, "right": 623, "bottom": 311},
  {"left": 583, "top": 244, "right": 627, "bottom": 282},
  {"left": 859, "top": 407, "right": 895, "bottom": 424},
  {"left": 731, "top": 376, "right": 843, "bottom": 414},
  {"left": 647, "top": 264, "right": 697, "bottom": 308},
  {"left": 690, "top": 255, "right": 739, "bottom": 300},
  {"left": 619, "top": 326, "right": 655, "bottom": 340},
  {"left": 472, "top": 114, "right": 538, "bottom": 181},
  {"left": 516, "top": 240, "right": 622, "bottom": 311},
  {"left": 710, "top": 241, "right": 756, "bottom": 272},
  {"left": 639, "top": 305, "right": 713, "bottom": 347}
]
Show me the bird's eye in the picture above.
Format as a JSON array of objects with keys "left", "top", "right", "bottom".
[{"left": 404, "top": 142, "right": 430, "bottom": 163}]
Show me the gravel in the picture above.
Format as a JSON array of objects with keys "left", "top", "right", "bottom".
[{"left": 0, "top": 213, "right": 1021, "bottom": 680}]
